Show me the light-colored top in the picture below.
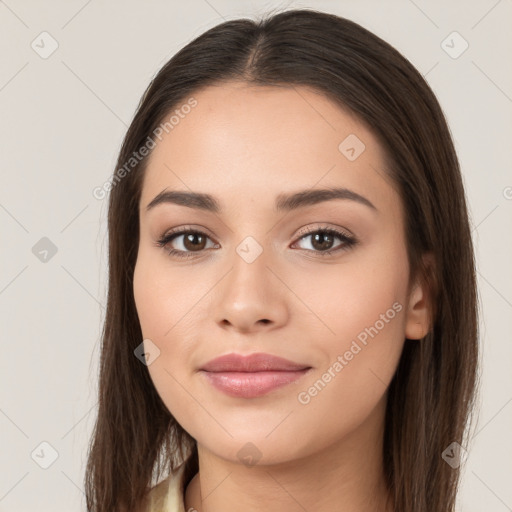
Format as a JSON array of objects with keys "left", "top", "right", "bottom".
[{"left": 144, "top": 463, "right": 188, "bottom": 512}]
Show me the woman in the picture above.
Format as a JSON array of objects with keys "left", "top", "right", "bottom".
[{"left": 85, "top": 8, "right": 479, "bottom": 512}]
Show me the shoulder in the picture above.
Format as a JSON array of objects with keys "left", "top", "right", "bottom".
[{"left": 139, "top": 464, "right": 187, "bottom": 512}]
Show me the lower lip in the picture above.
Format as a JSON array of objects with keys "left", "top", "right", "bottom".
[{"left": 200, "top": 369, "right": 311, "bottom": 398}]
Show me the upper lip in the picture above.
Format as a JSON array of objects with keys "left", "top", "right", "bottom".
[{"left": 200, "top": 353, "right": 311, "bottom": 372}]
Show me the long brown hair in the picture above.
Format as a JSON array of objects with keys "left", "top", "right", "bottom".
[{"left": 85, "top": 8, "right": 479, "bottom": 511}]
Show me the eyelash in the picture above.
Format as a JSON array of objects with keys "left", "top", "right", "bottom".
[{"left": 155, "top": 225, "right": 358, "bottom": 260}]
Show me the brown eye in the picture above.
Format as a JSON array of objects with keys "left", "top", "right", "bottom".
[
  {"left": 292, "top": 227, "right": 357, "bottom": 256},
  {"left": 156, "top": 229, "right": 217, "bottom": 259},
  {"left": 180, "top": 232, "right": 208, "bottom": 251},
  {"left": 309, "top": 231, "right": 336, "bottom": 251}
]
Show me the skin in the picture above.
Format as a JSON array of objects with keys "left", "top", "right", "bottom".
[{"left": 133, "top": 82, "right": 432, "bottom": 512}]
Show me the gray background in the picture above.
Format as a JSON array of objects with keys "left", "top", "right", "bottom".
[{"left": 1, "top": 0, "right": 511, "bottom": 511}]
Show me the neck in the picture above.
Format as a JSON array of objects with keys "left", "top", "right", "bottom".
[{"left": 185, "top": 395, "right": 393, "bottom": 512}]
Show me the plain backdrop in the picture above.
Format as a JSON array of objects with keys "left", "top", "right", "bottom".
[{"left": 1, "top": 1, "right": 511, "bottom": 511}]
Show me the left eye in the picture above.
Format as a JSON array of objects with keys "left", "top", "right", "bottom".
[
  {"left": 155, "top": 227, "right": 357, "bottom": 259},
  {"left": 292, "top": 228, "right": 356, "bottom": 254}
]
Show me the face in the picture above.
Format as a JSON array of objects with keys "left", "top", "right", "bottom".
[{"left": 133, "top": 82, "right": 430, "bottom": 466}]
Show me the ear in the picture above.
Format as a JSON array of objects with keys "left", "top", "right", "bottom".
[{"left": 404, "top": 252, "right": 435, "bottom": 340}]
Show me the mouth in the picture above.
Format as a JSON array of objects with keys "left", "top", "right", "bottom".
[{"left": 199, "top": 352, "right": 312, "bottom": 398}]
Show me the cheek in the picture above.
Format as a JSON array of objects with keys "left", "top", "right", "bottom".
[
  {"left": 132, "top": 250, "right": 209, "bottom": 430},
  {"left": 292, "top": 239, "right": 408, "bottom": 353},
  {"left": 133, "top": 247, "right": 207, "bottom": 341},
  {"left": 290, "top": 308, "right": 406, "bottom": 454},
  {"left": 292, "top": 248, "right": 408, "bottom": 420}
]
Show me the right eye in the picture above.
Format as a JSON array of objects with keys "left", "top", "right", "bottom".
[{"left": 155, "top": 228, "right": 218, "bottom": 259}]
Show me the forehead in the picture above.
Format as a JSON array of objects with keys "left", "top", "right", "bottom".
[{"left": 139, "top": 82, "right": 397, "bottom": 216}]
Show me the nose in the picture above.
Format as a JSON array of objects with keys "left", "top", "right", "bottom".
[{"left": 213, "top": 245, "right": 289, "bottom": 334}]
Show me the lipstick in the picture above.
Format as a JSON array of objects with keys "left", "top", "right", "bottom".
[{"left": 199, "top": 352, "right": 311, "bottom": 398}]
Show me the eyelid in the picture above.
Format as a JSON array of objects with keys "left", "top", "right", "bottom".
[
  {"left": 158, "top": 223, "right": 354, "bottom": 242},
  {"left": 159, "top": 224, "right": 217, "bottom": 241},
  {"left": 294, "top": 223, "right": 354, "bottom": 240},
  {"left": 155, "top": 223, "right": 358, "bottom": 258}
]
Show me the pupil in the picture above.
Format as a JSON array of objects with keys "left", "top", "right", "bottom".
[
  {"left": 185, "top": 233, "right": 204, "bottom": 251},
  {"left": 313, "top": 233, "right": 333, "bottom": 251}
]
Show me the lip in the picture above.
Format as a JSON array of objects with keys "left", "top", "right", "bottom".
[
  {"left": 199, "top": 352, "right": 312, "bottom": 398},
  {"left": 200, "top": 352, "right": 310, "bottom": 372}
]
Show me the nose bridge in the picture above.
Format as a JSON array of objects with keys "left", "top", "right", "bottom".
[
  {"left": 227, "top": 232, "right": 272, "bottom": 292},
  {"left": 235, "top": 233, "right": 268, "bottom": 266},
  {"left": 213, "top": 230, "right": 287, "bottom": 330}
]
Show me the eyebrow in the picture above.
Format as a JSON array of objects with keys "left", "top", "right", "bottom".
[{"left": 145, "top": 187, "right": 377, "bottom": 213}]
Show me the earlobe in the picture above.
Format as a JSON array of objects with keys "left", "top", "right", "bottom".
[{"left": 404, "top": 253, "right": 435, "bottom": 340}]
